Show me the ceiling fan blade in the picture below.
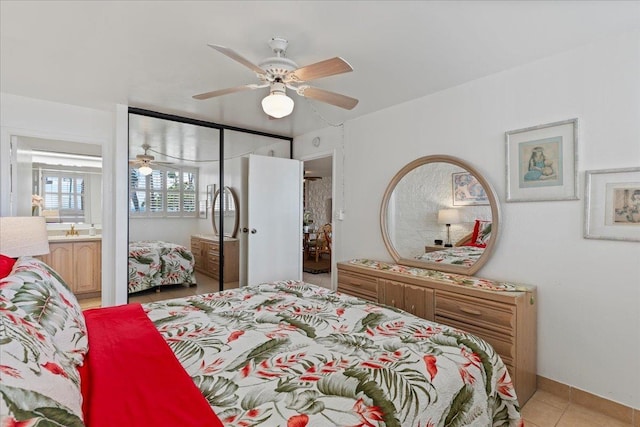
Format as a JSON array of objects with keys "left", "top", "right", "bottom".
[
  {"left": 297, "top": 86, "right": 359, "bottom": 110},
  {"left": 193, "top": 84, "right": 263, "bottom": 100},
  {"left": 207, "top": 44, "right": 266, "bottom": 75},
  {"left": 287, "top": 57, "right": 353, "bottom": 83}
]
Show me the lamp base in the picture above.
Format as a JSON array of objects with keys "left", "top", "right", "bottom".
[{"left": 444, "top": 244, "right": 453, "bottom": 247}]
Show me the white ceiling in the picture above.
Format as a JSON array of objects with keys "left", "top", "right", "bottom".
[{"left": 2, "top": 1, "right": 639, "bottom": 138}]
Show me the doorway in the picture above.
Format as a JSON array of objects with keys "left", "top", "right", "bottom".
[
  {"left": 302, "top": 153, "right": 334, "bottom": 290},
  {"left": 10, "top": 136, "right": 104, "bottom": 308}
]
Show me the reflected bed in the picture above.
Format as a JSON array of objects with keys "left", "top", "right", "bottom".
[
  {"left": 128, "top": 240, "right": 196, "bottom": 294},
  {"left": 416, "top": 245, "right": 485, "bottom": 267},
  {"left": 416, "top": 221, "right": 491, "bottom": 267}
]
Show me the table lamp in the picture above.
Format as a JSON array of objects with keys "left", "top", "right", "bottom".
[
  {"left": 437, "top": 209, "right": 460, "bottom": 247},
  {"left": 0, "top": 216, "right": 50, "bottom": 257}
]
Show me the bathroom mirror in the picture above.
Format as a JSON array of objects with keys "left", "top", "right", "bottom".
[
  {"left": 212, "top": 186, "right": 240, "bottom": 238},
  {"left": 13, "top": 137, "right": 102, "bottom": 227},
  {"left": 380, "top": 155, "right": 500, "bottom": 275}
]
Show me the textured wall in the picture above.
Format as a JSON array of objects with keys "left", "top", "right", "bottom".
[
  {"left": 305, "top": 177, "right": 332, "bottom": 230},
  {"left": 389, "top": 162, "right": 490, "bottom": 257}
]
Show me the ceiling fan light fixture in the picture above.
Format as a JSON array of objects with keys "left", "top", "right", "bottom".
[
  {"left": 138, "top": 164, "right": 153, "bottom": 176},
  {"left": 261, "top": 82, "right": 294, "bottom": 118}
]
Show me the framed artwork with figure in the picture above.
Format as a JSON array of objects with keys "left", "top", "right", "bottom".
[
  {"left": 584, "top": 167, "right": 640, "bottom": 241},
  {"left": 452, "top": 171, "right": 489, "bottom": 206},
  {"left": 505, "top": 118, "right": 578, "bottom": 202}
]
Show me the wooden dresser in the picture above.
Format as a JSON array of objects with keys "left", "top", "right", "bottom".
[
  {"left": 190, "top": 235, "right": 239, "bottom": 283},
  {"left": 337, "top": 260, "right": 537, "bottom": 405}
]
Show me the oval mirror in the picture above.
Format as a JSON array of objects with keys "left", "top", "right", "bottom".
[
  {"left": 380, "top": 155, "right": 500, "bottom": 275},
  {"left": 212, "top": 186, "right": 240, "bottom": 238}
]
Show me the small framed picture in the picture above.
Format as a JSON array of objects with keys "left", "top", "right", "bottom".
[
  {"left": 505, "top": 118, "right": 579, "bottom": 202},
  {"left": 584, "top": 167, "right": 640, "bottom": 242},
  {"left": 452, "top": 171, "right": 489, "bottom": 206}
]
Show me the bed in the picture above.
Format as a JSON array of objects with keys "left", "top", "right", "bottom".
[
  {"left": 0, "top": 256, "right": 522, "bottom": 427},
  {"left": 416, "top": 220, "right": 491, "bottom": 267},
  {"left": 416, "top": 245, "right": 485, "bottom": 267},
  {"left": 128, "top": 240, "right": 196, "bottom": 294}
]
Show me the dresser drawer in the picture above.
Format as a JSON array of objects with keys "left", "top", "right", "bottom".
[
  {"left": 435, "top": 291, "right": 515, "bottom": 336},
  {"left": 435, "top": 315, "right": 515, "bottom": 365},
  {"left": 338, "top": 270, "right": 378, "bottom": 300},
  {"left": 208, "top": 250, "right": 220, "bottom": 266}
]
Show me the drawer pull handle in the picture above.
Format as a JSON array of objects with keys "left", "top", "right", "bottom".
[
  {"left": 411, "top": 305, "right": 415, "bottom": 312},
  {"left": 459, "top": 307, "right": 482, "bottom": 316},
  {"left": 351, "top": 282, "right": 362, "bottom": 287}
]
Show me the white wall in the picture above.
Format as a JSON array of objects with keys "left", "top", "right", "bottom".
[
  {"left": 0, "top": 93, "right": 120, "bottom": 305},
  {"left": 0, "top": 94, "right": 112, "bottom": 214},
  {"left": 129, "top": 218, "right": 202, "bottom": 248},
  {"left": 295, "top": 31, "right": 640, "bottom": 408}
]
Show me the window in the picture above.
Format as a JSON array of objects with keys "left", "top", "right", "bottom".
[
  {"left": 42, "top": 172, "right": 86, "bottom": 223},
  {"left": 129, "top": 166, "right": 198, "bottom": 217}
]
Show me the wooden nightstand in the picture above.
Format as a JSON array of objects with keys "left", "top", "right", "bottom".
[{"left": 424, "top": 245, "right": 446, "bottom": 253}]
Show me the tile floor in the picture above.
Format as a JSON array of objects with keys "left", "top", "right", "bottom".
[
  {"left": 522, "top": 389, "right": 632, "bottom": 426},
  {"left": 302, "top": 271, "right": 332, "bottom": 289},
  {"left": 79, "top": 272, "right": 632, "bottom": 427}
]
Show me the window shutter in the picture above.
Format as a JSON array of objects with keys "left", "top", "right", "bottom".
[{"left": 128, "top": 166, "right": 198, "bottom": 217}]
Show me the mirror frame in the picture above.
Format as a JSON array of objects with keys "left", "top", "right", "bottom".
[
  {"left": 211, "top": 186, "right": 240, "bottom": 238},
  {"left": 380, "top": 155, "right": 500, "bottom": 276}
]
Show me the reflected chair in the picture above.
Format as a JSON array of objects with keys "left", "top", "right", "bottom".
[
  {"left": 305, "top": 231, "right": 318, "bottom": 260},
  {"left": 315, "top": 223, "right": 332, "bottom": 262}
]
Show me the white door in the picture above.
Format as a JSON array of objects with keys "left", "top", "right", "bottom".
[{"left": 247, "top": 154, "right": 302, "bottom": 285}]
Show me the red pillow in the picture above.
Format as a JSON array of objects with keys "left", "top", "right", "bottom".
[
  {"left": 470, "top": 220, "right": 492, "bottom": 248},
  {"left": 0, "top": 254, "right": 17, "bottom": 279}
]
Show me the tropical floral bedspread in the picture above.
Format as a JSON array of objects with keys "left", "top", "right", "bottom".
[
  {"left": 143, "top": 281, "right": 522, "bottom": 426},
  {"left": 128, "top": 241, "right": 195, "bottom": 294},
  {"left": 415, "top": 246, "right": 485, "bottom": 267}
]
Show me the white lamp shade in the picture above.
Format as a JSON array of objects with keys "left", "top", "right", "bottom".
[
  {"left": 138, "top": 165, "right": 153, "bottom": 176},
  {"left": 437, "top": 209, "right": 460, "bottom": 225},
  {"left": 0, "top": 216, "right": 50, "bottom": 257},
  {"left": 261, "top": 92, "right": 294, "bottom": 118}
]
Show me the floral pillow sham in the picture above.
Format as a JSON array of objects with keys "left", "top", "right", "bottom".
[
  {"left": 0, "top": 298, "right": 85, "bottom": 426},
  {"left": 0, "top": 256, "right": 88, "bottom": 366}
]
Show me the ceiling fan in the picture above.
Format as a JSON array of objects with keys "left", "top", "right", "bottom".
[
  {"left": 129, "top": 144, "right": 173, "bottom": 176},
  {"left": 193, "top": 37, "right": 359, "bottom": 118}
]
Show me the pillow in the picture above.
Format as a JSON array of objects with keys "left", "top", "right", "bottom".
[
  {"left": 470, "top": 220, "right": 492, "bottom": 248},
  {"left": 0, "top": 257, "right": 88, "bottom": 366},
  {"left": 0, "top": 299, "right": 85, "bottom": 426},
  {"left": 0, "top": 254, "right": 16, "bottom": 279}
]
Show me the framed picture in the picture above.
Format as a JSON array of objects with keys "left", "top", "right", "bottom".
[
  {"left": 452, "top": 171, "right": 489, "bottom": 206},
  {"left": 505, "top": 118, "right": 578, "bottom": 202},
  {"left": 584, "top": 167, "right": 640, "bottom": 242}
]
